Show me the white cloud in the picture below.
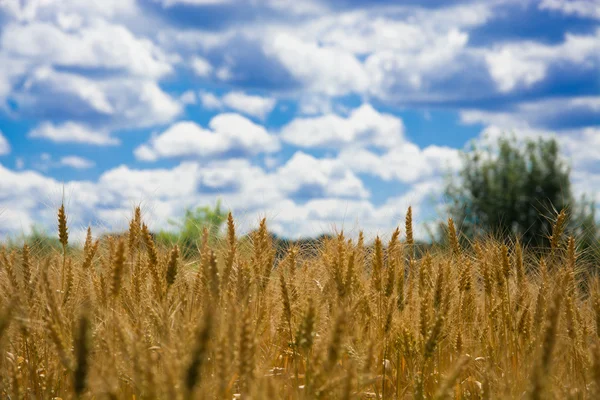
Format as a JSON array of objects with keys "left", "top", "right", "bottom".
[
  {"left": 154, "top": 0, "right": 325, "bottom": 15},
  {"left": 0, "top": 152, "right": 443, "bottom": 242},
  {"left": 135, "top": 113, "right": 279, "bottom": 161},
  {"left": 157, "top": 0, "right": 323, "bottom": 12},
  {"left": 558, "top": 128, "right": 600, "bottom": 168},
  {"left": 20, "top": 66, "right": 113, "bottom": 114},
  {"left": 461, "top": 110, "right": 532, "bottom": 130},
  {"left": 60, "top": 156, "right": 95, "bottom": 169},
  {"left": 199, "top": 91, "right": 223, "bottom": 110},
  {"left": 102, "top": 79, "right": 183, "bottom": 128},
  {"left": 0, "top": 0, "right": 137, "bottom": 22},
  {"left": 301, "top": 6, "right": 481, "bottom": 96},
  {"left": 92, "top": 158, "right": 373, "bottom": 237},
  {"left": 281, "top": 104, "right": 461, "bottom": 184},
  {"left": 275, "top": 151, "right": 369, "bottom": 199},
  {"left": 1, "top": 20, "right": 173, "bottom": 79},
  {"left": 280, "top": 103, "right": 405, "bottom": 149},
  {"left": 76, "top": 159, "right": 283, "bottom": 233},
  {"left": 265, "top": 178, "right": 443, "bottom": 241},
  {"left": 485, "top": 48, "right": 548, "bottom": 93},
  {"left": 0, "top": 208, "right": 35, "bottom": 235},
  {"left": 198, "top": 90, "right": 276, "bottom": 119},
  {"left": 0, "top": 54, "right": 30, "bottom": 104},
  {"left": 99, "top": 162, "right": 203, "bottom": 201},
  {"left": 221, "top": 91, "right": 276, "bottom": 120},
  {"left": 302, "top": 3, "right": 489, "bottom": 56},
  {"left": 16, "top": 67, "right": 182, "bottom": 128},
  {"left": 297, "top": 94, "right": 333, "bottom": 115},
  {"left": 150, "top": 3, "right": 487, "bottom": 102},
  {"left": 0, "top": 164, "right": 79, "bottom": 236},
  {"left": 337, "top": 144, "right": 461, "bottom": 183},
  {"left": 263, "top": 32, "right": 369, "bottom": 96},
  {"left": 180, "top": 90, "right": 197, "bottom": 105},
  {"left": 485, "top": 29, "right": 600, "bottom": 92},
  {"left": 0, "top": 6, "right": 180, "bottom": 130},
  {"left": 539, "top": 0, "right": 600, "bottom": 20},
  {"left": 0, "top": 131, "right": 10, "bottom": 155},
  {"left": 257, "top": 4, "right": 488, "bottom": 99},
  {"left": 191, "top": 56, "right": 213, "bottom": 77},
  {"left": 365, "top": 28, "right": 469, "bottom": 93},
  {"left": 0, "top": 160, "right": 210, "bottom": 238},
  {"left": 29, "top": 121, "right": 119, "bottom": 146}
]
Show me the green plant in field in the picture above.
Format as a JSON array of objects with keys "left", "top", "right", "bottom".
[{"left": 156, "top": 200, "right": 227, "bottom": 256}]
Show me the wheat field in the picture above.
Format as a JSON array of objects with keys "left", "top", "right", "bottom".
[{"left": 0, "top": 205, "right": 598, "bottom": 399}]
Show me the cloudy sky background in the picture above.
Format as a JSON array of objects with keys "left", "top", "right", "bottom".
[{"left": 0, "top": 0, "right": 598, "bottom": 242}]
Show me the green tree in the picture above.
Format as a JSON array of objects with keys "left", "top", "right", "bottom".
[
  {"left": 157, "top": 200, "right": 228, "bottom": 257},
  {"left": 445, "top": 134, "right": 597, "bottom": 249}
]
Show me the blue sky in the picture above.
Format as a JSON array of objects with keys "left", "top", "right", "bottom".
[{"left": 0, "top": 0, "right": 598, "bottom": 242}]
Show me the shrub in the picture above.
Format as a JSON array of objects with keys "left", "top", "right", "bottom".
[{"left": 156, "top": 200, "right": 227, "bottom": 257}]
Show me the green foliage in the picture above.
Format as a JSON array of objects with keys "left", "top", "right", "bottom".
[
  {"left": 445, "top": 134, "right": 597, "bottom": 248},
  {"left": 156, "top": 200, "right": 228, "bottom": 257}
]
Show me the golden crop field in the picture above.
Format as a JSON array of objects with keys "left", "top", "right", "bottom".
[{"left": 0, "top": 206, "right": 598, "bottom": 399}]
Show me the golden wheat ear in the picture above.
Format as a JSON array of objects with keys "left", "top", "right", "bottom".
[{"left": 58, "top": 203, "right": 69, "bottom": 249}]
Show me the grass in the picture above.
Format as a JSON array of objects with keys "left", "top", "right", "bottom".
[{"left": 0, "top": 205, "right": 599, "bottom": 399}]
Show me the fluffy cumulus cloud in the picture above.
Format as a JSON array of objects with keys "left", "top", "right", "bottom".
[
  {"left": 266, "top": 178, "right": 444, "bottom": 240},
  {"left": 135, "top": 113, "right": 280, "bottom": 161},
  {"left": 262, "top": 32, "right": 369, "bottom": 96},
  {"left": 221, "top": 92, "right": 276, "bottom": 120},
  {"left": 1, "top": 0, "right": 137, "bottom": 20},
  {"left": 14, "top": 67, "right": 182, "bottom": 128},
  {"left": 559, "top": 128, "right": 600, "bottom": 166},
  {"left": 0, "top": 164, "right": 90, "bottom": 237},
  {"left": 1, "top": 20, "right": 173, "bottom": 79},
  {"left": 255, "top": 3, "right": 491, "bottom": 102},
  {"left": 337, "top": 145, "right": 461, "bottom": 183},
  {"left": 275, "top": 152, "right": 370, "bottom": 199},
  {"left": 364, "top": 28, "right": 469, "bottom": 93},
  {"left": 281, "top": 103, "right": 461, "bottom": 184},
  {"left": 197, "top": 90, "right": 276, "bottom": 119},
  {"left": 0, "top": 160, "right": 222, "bottom": 238},
  {"left": 0, "top": 0, "right": 180, "bottom": 129},
  {"left": 281, "top": 104, "right": 405, "bottom": 149},
  {"left": 484, "top": 29, "right": 600, "bottom": 93}
]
